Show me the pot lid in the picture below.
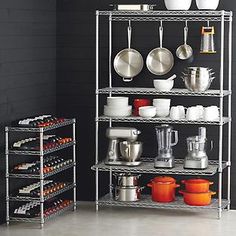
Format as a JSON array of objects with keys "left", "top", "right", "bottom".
[
  {"left": 152, "top": 176, "right": 176, "bottom": 184},
  {"left": 184, "top": 178, "right": 210, "bottom": 184}
]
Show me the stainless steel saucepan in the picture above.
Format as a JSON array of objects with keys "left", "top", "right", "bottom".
[
  {"left": 113, "top": 173, "right": 141, "bottom": 187},
  {"left": 146, "top": 23, "right": 174, "bottom": 76},
  {"left": 114, "top": 186, "right": 144, "bottom": 201},
  {"left": 113, "top": 22, "right": 144, "bottom": 82},
  {"left": 176, "top": 23, "right": 193, "bottom": 60}
]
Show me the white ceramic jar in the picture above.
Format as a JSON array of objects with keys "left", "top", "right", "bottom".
[
  {"left": 196, "top": 0, "right": 220, "bottom": 10},
  {"left": 164, "top": 0, "right": 192, "bottom": 10}
]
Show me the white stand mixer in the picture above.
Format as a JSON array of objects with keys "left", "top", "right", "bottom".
[{"left": 105, "top": 127, "right": 142, "bottom": 166}]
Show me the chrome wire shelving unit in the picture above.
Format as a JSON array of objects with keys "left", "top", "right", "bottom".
[
  {"left": 5, "top": 119, "right": 77, "bottom": 228},
  {"left": 93, "top": 10, "right": 233, "bottom": 219}
]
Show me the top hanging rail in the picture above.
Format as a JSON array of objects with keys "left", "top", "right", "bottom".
[{"left": 96, "top": 10, "right": 232, "bottom": 22}]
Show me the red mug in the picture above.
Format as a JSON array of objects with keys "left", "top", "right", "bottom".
[{"left": 133, "top": 99, "right": 151, "bottom": 116}]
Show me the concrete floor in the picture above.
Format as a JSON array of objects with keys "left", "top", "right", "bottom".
[{"left": 0, "top": 202, "right": 235, "bottom": 236}]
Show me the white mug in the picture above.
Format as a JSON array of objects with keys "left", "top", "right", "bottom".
[
  {"left": 195, "top": 105, "right": 204, "bottom": 119},
  {"left": 177, "top": 105, "right": 186, "bottom": 119},
  {"left": 156, "top": 107, "right": 170, "bottom": 117},
  {"left": 170, "top": 106, "right": 181, "bottom": 120},
  {"left": 204, "top": 106, "right": 220, "bottom": 121},
  {"left": 186, "top": 107, "right": 199, "bottom": 120}
]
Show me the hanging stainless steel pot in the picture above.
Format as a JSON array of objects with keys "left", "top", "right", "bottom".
[
  {"left": 113, "top": 22, "right": 144, "bottom": 82},
  {"left": 146, "top": 23, "right": 174, "bottom": 76}
]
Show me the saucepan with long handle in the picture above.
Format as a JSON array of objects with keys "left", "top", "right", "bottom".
[
  {"left": 176, "top": 22, "right": 193, "bottom": 61},
  {"left": 113, "top": 21, "right": 144, "bottom": 82},
  {"left": 146, "top": 22, "right": 174, "bottom": 76}
]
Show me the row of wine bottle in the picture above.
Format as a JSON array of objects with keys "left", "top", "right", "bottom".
[
  {"left": 17, "top": 115, "right": 66, "bottom": 128},
  {"left": 12, "top": 135, "right": 73, "bottom": 151},
  {"left": 18, "top": 181, "right": 71, "bottom": 197},
  {"left": 13, "top": 199, "right": 73, "bottom": 218},
  {"left": 11, "top": 156, "right": 73, "bottom": 174}
]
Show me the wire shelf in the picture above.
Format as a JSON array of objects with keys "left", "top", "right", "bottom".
[
  {"left": 8, "top": 141, "right": 76, "bottom": 156},
  {"left": 8, "top": 163, "right": 75, "bottom": 179},
  {"left": 98, "top": 10, "right": 231, "bottom": 16},
  {"left": 9, "top": 202, "right": 74, "bottom": 223},
  {"left": 97, "top": 10, "right": 232, "bottom": 21},
  {"left": 9, "top": 183, "right": 76, "bottom": 202},
  {"left": 96, "top": 116, "right": 230, "bottom": 126},
  {"left": 6, "top": 119, "right": 76, "bottom": 133},
  {"left": 91, "top": 159, "right": 228, "bottom": 176},
  {"left": 112, "top": 16, "right": 230, "bottom": 22},
  {"left": 97, "top": 88, "right": 231, "bottom": 97},
  {"left": 98, "top": 194, "right": 229, "bottom": 211}
]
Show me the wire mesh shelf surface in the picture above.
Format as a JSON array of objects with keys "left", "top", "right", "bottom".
[
  {"left": 97, "top": 10, "right": 232, "bottom": 22},
  {"left": 98, "top": 194, "right": 229, "bottom": 211},
  {"left": 97, "top": 116, "right": 230, "bottom": 126},
  {"left": 8, "top": 141, "right": 76, "bottom": 156},
  {"left": 97, "top": 88, "right": 231, "bottom": 97},
  {"left": 6, "top": 119, "right": 76, "bottom": 133},
  {"left": 91, "top": 159, "right": 227, "bottom": 176}
]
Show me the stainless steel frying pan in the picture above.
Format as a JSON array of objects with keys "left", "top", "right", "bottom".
[
  {"left": 114, "top": 24, "right": 144, "bottom": 82},
  {"left": 146, "top": 25, "right": 174, "bottom": 76}
]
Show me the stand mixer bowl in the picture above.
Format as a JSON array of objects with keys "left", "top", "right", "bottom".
[{"left": 120, "top": 141, "right": 143, "bottom": 162}]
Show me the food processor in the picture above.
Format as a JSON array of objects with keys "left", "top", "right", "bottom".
[{"left": 184, "top": 127, "right": 210, "bottom": 169}]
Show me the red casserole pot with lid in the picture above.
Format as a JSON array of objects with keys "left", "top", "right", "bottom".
[
  {"left": 147, "top": 176, "right": 180, "bottom": 203},
  {"left": 181, "top": 178, "right": 213, "bottom": 193}
]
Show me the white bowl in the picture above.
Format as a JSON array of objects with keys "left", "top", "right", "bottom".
[
  {"left": 164, "top": 0, "right": 192, "bottom": 10},
  {"left": 107, "top": 97, "right": 129, "bottom": 108},
  {"left": 153, "top": 99, "right": 171, "bottom": 107},
  {"left": 196, "top": 0, "right": 219, "bottom": 10},
  {"left": 156, "top": 108, "right": 170, "bottom": 117},
  {"left": 153, "top": 79, "right": 174, "bottom": 92},
  {"left": 104, "top": 105, "right": 132, "bottom": 117},
  {"left": 139, "top": 106, "right": 156, "bottom": 118}
]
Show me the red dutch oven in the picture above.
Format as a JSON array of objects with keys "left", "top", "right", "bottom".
[
  {"left": 181, "top": 179, "right": 213, "bottom": 193},
  {"left": 179, "top": 190, "right": 216, "bottom": 206},
  {"left": 147, "top": 176, "right": 180, "bottom": 203}
]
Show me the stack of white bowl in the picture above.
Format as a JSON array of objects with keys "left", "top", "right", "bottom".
[
  {"left": 153, "top": 99, "right": 171, "bottom": 117},
  {"left": 104, "top": 97, "right": 132, "bottom": 117}
]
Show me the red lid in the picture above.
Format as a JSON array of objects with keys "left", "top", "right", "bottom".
[
  {"left": 184, "top": 179, "right": 210, "bottom": 184},
  {"left": 152, "top": 176, "right": 176, "bottom": 184}
]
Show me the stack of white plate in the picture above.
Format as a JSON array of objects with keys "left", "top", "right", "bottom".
[{"left": 104, "top": 97, "right": 132, "bottom": 117}]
